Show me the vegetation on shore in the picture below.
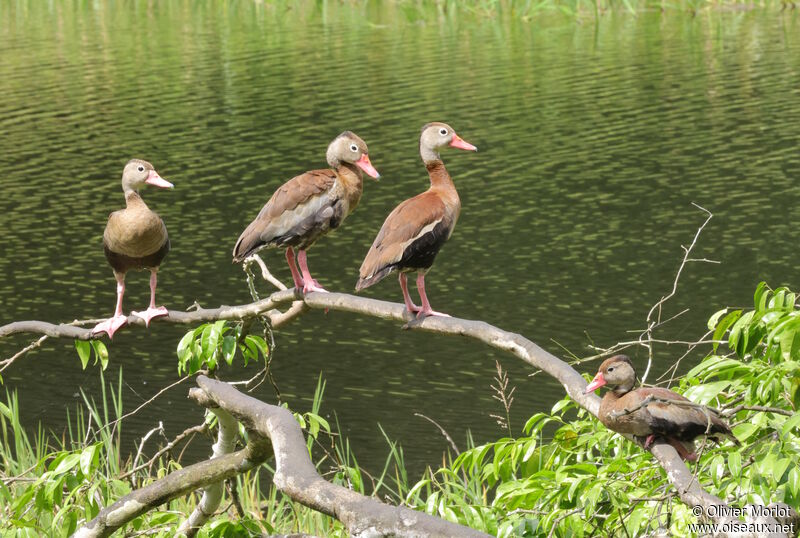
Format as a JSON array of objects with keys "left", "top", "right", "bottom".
[
  {"left": 389, "top": 0, "right": 796, "bottom": 18},
  {"left": 1, "top": 281, "right": 798, "bottom": 536}
]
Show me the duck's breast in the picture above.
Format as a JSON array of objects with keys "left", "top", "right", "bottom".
[
  {"left": 103, "top": 206, "right": 169, "bottom": 272},
  {"left": 599, "top": 391, "right": 657, "bottom": 437}
]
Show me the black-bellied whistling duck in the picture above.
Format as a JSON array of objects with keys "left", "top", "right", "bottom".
[
  {"left": 232, "top": 131, "right": 379, "bottom": 293},
  {"left": 356, "top": 122, "right": 476, "bottom": 318},
  {"left": 92, "top": 159, "right": 173, "bottom": 338},
  {"left": 585, "top": 355, "right": 737, "bottom": 461}
]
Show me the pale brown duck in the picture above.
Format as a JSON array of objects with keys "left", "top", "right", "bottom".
[
  {"left": 356, "top": 122, "right": 476, "bottom": 318},
  {"left": 92, "top": 159, "right": 173, "bottom": 338},
  {"left": 232, "top": 131, "right": 380, "bottom": 293},
  {"left": 585, "top": 355, "right": 737, "bottom": 461}
]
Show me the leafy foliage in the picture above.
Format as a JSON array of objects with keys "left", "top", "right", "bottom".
[
  {"left": 399, "top": 281, "right": 799, "bottom": 536},
  {"left": 11, "top": 283, "right": 800, "bottom": 536},
  {"left": 176, "top": 320, "right": 270, "bottom": 376},
  {"left": 74, "top": 340, "right": 109, "bottom": 370}
]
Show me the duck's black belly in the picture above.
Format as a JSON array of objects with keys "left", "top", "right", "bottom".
[{"left": 397, "top": 219, "right": 452, "bottom": 272}]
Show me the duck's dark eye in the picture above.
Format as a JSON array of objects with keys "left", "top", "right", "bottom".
[
  {"left": 439, "top": 128, "right": 448, "bottom": 136},
  {"left": 607, "top": 367, "right": 615, "bottom": 372},
  {"left": 137, "top": 166, "right": 144, "bottom": 172},
  {"left": 349, "top": 144, "right": 358, "bottom": 152}
]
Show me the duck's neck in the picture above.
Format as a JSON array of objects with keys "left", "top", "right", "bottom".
[
  {"left": 336, "top": 162, "right": 363, "bottom": 181},
  {"left": 420, "top": 144, "right": 440, "bottom": 165},
  {"left": 601, "top": 384, "right": 633, "bottom": 407},
  {"left": 424, "top": 160, "right": 455, "bottom": 192},
  {"left": 124, "top": 190, "right": 148, "bottom": 209},
  {"left": 335, "top": 162, "right": 364, "bottom": 209},
  {"left": 336, "top": 162, "right": 364, "bottom": 193}
]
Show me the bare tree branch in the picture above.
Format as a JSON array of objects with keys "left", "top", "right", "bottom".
[
  {"left": 74, "top": 376, "right": 490, "bottom": 538},
  {"left": 178, "top": 408, "right": 239, "bottom": 536},
  {"left": 0, "top": 297, "right": 283, "bottom": 340},
  {"left": 5, "top": 262, "right": 788, "bottom": 534},
  {"left": 74, "top": 437, "right": 268, "bottom": 538},
  {"left": 7, "top": 287, "right": 786, "bottom": 535}
]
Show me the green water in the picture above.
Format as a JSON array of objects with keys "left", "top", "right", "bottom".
[{"left": 1, "top": 1, "right": 799, "bottom": 471}]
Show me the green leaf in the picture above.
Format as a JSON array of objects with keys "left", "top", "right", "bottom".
[
  {"left": 782, "top": 412, "right": 800, "bottom": 437},
  {"left": 52, "top": 453, "right": 81, "bottom": 475},
  {"left": 177, "top": 330, "right": 195, "bottom": 368},
  {"left": 733, "top": 422, "right": 758, "bottom": 442},
  {"left": 75, "top": 340, "right": 91, "bottom": 369},
  {"left": 80, "top": 444, "right": 98, "bottom": 476},
  {"left": 788, "top": 467, "right": 800, "bottom": 497},
  {"left": 92, "top": 340, "right": 109, "bottom": 370},
  {"left": 712, "top": 310, "right": 742, "bottom": 352},
  {"left": 754, "top": 281, "right": 769, "bottom": 311},
  {"left": 728, "top": 451, "right": 741, "bottom": 478},
  {"left": 682, "top": 380, "right": 730, "bottom": 404},
  {"left": 221, "top": 336, "right": 236, "bottom": 366},
  {"left": 708, "top": 308, "right": 728, "bottom": 331}
]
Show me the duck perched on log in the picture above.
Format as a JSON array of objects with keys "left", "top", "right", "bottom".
[
  {"left": 232, "top": 131, "right": 380, "bottom": 293},
  {"left": 92, "top": 159, "right": 173, "bottom": 339},
  {"left": 585, "top": 355, "right": 737, "bottom": 461},
  {"left": 356, "top": 122, "right": 476, "bottom": 318}
]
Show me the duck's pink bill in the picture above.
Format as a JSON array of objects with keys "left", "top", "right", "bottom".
[
  {"left": 355, "top": 154, "right": 380, "bottom": 179},
  {"left": 146, "top": 170, "right": 174, "bottom": 189},
  {"left": 585, "top": 372, "right": 606, "bottom": 393},
  {"left": 450, "top": 134, "right": 477, "bottom": 152}
]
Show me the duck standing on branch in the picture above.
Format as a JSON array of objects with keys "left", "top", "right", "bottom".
[
  {"left": 356, "top": 122, "right": 477, "bottom": 318},
  {"left": 232, "top": 131, "right": 380, "bottom": 293},
  {"left": 92, "top": 159, "right": 174, "bottom": 339},
  {"left": 585, "top": 355, "right": 737, "bottom": 461}
]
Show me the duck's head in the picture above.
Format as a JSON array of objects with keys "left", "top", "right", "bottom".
[
  {"left": 326, "top": 131, "right": 380, "bottom": 179},
  {"left": 585, "top": 355, "right": 637, "bottom": 395},
  {"left": 419, "top": 122, "right": 477, "bottom": 164},
  {"left": 121, "top": 159, "right": 173, "bottom": 194}
]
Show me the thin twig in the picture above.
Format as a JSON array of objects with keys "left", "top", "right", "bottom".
[
  {"left": 414, "top": 413, "right": 460, "bottom": 455},
  {"left": 119, "top": 423, "right": 208, "bottom": 481},
  {"left": 0, "top": 335, "right": 48, "bottom": 373},
  {"left": 640, "top": 203, "right": 714, "bottom": 385},
  {"left": 244, "top": 253, "right": 288, "bottom": 291}
]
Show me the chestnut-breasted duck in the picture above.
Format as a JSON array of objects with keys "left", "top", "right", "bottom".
[
  {"left": 585, "top": 355, "right": 737, "bottom": 461},
  {"left": 356, "top": 122, "right": 476, "bottom": 318}
]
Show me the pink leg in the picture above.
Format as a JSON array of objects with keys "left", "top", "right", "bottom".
[
  {"left": 399, "top": 273, "right": 420, "bottom": 314},
  {"left": 416, "top": 273, "right": 450, "bottom": 319},
  {"left": 644, "top": 434, "right": 656, "bottom": 448},
  {"left": 285, "top": 247, "right": 305, "bottom": 291},
  {"left": 92, "top": 273, "right": 129, "bottom": 339},
  {"left": 297, "top": 250, "right": 327, "bottom": 294},
  {"left": 132, "top": 269, "right": 169, "bottom": 327},
  {"left": 667, "top": 438, "right": 698, "bottom": 461}
]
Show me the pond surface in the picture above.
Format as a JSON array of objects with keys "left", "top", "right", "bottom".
[{"left": 1, "top": 2, "right": 799, "bottom": 474}]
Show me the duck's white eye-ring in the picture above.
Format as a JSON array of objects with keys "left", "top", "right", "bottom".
[
  {"left": 349, "top": 144, "right": 359, "bottom": 152},
  {"left": 439, "top": 128, "right": 448, "bottom": 136},
  {"left": 137, "top": 165, "right": 145, "bottom": 172}
]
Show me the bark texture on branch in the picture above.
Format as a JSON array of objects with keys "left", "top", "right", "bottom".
[
  {"left": 0, "top": 297, "right": 281, "bottom": 340},
  {"left": 74, "top": 440, "right": 268, "bottom": 538},
  {"left": 10, "top": 289, "right": 788, "bottom": 537},
  {"left": 267, "top": 291, "right": 789, "bottom": 538},
  {"left": 193, "top": 376, "right": 490, "bottom": 538},
  {"left": 177, "top": 407, "right": 238, "bottom": 537},
  {"left": 75, "top": 376, "right": 489, "bottom": 538}
]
